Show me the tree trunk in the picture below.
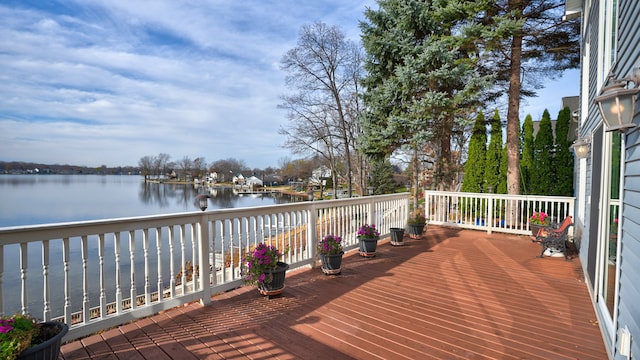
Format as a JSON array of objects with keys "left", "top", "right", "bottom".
[
  {"left": 506, "top": 0, "right": 523, "bottom": 197},
  {"left": 506, "top": 0, "right": 524, "bottom": 226},
  {"left": 412, "top": 148, "right": 419, "bottom": 211}
]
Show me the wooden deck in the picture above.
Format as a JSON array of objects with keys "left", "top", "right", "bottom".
[{"left": 60, "top": 226, "right": 607, "bottom": 359}]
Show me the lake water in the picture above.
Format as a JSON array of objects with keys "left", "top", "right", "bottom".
[
  {"left": 0, "top": 174, "right": 301, "bottom": 316},
  {"left": 0, "top": 174, "right": 299, "bottom": 227}
]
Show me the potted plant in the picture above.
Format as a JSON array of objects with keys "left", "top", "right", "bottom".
[
  {"left": 389, "top": 227, "right": 405, "bottom": 246},
  {"left": 529, "top": 211, "right": 551, "bottom": 238},
  {"left": 317, "top": 234, "right": 344, "bottom": 275},
  {"left": 406, "top": 208, "right": 427, "bottom": 239},
  {"left": 242, "top": 243, "right": 289, "bottom": 296},
  {"left": 0, "top": 314, "right": 68, "bottom": 360},
  {"left": 357, "top": 224, "right": 380, "bottom": 258}
]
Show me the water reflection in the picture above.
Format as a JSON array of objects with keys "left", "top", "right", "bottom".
[{"left": 0, "top": 175, "right": 306, "bottom": 316}]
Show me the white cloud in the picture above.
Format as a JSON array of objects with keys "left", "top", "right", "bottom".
[
  {"left": 0, "top": 0, "right": 374, "bottom": 168},
  {"left": 0, "top": 0, "right": 579, "bottom": 169}
]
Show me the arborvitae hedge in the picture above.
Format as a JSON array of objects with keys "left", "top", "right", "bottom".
[{"left": 461, "top": 111, "right": 487, "bottom": 193}]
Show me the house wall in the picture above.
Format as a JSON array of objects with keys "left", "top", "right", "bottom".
[
  {"left": 615, "top": 1, "right": 640, "bottom": 358},
  {"left": 579, "top": 0, "right": 640, "bottom": 358}
]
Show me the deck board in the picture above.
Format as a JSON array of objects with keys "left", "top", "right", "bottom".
[{"left": 61, "top": 226, "right": 607, "bottom": 359}]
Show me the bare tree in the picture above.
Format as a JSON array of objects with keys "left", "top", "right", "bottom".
[
  {"left": 279, "top": 22, "right": 363, "bottom": 197},
  {"left": 138, "top": 155, "right": 154, "bottom": 181},
  {"left": 177, "top": 156, "right": 193, "bottom": 180},
  {"left": 192, "top": 157, "right": 207, "bottom": 180}
]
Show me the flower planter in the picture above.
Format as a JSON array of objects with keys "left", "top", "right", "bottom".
[
  {"left": 319, "top": 252, "right": 344, "bottom": 275},
  {"left": 358, "top": 236, "right": 379, "bottom": 258},
  {"left": 390, "top": 227, "right": 405, "bottom": 246},
  {"left": 17, "top": 321, "right": 69, "bottom": 360},
  {"left": 257, "top": 261, "right": 289, "bottom": 296},
  {"left": 406, "top": 224, "right": 426, "bottom": 239}
]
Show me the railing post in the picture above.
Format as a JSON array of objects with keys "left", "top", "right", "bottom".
[
  {"left": 367, "top": 197, "right": 375, "bottom": 226},
  {"left": 198, "top": 214, "right": 211, "bottom": 305},
  {"left": 307, "top": 204, "right": 318, "bottom": 268}
]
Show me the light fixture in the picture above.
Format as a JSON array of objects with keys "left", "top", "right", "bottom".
[
  {"left": 195, "top": 194, "right": 209, "bottom": 211},
  {"left": 570, "top": 137, "right": 590, "bottom": 159},
  {"left": 594, "top": 67, "right": 640, "bottom": 133}
]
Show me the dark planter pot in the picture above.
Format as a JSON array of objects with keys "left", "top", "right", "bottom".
[
  {"left": 407, "top": 224, "right": 426, "bottom": 239},
  {"left": 530, "top": 223, "right": 550, "bottom": 238},
  {"left": 390, "top": 228, "right": 405, "bottom": 246},
  {"left": 257, "top": 261, "right": 289, "bottom": 296},
  {"left": 18, "top": 321, "right": 69, "bottom": 360},
  {"left": 319, "top": 251, "right": 344, "bottom": 275},
  {"left": 358, "top": 236, "right": 379, "bottom": 258}
]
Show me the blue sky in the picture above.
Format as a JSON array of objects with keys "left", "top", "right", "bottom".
[{"left": 0, "top": 1, "right": 578, "bottom": 169}]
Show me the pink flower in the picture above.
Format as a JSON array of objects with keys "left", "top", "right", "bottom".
[{"left": 0, "top": 325, "right": 13, "bottom": 333}]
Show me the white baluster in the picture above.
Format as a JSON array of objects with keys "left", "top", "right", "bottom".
[
  {"left": 114, "top": 232, "right": 122, "bottom": 313},
  {"left": 143, "top": 228, "right": 150, "bottom": 306},
  {"left": 63, "top": 237, "right": 71, "bottom": 325},
  {"left": 190, "top": 223, "right": 198, "bottom": 290},
  {"left": 156, "top": 227, "right": 162, "bottom": 302},
  {"left": 168, "top": 225, "right": 175, "bottom": 298},
  {"left": 42, "top": 239, "right": 50, "bottom": 321},
  {"left": 179, "top": 224, "right": 186, "bottom": 295},
  {"left": 129, "top": 230, "right": 136, "bottom": 310},
  {"left": 98, "top": 233, "right": 106, "bottom": 319},
  {"left": 20, "top": 243, "right": 28, "bottom": 315},
  {"left": 81, "top": 235, "right": 89, "bottom": 324}
]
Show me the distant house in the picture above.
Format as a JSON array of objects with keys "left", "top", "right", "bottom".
[
  {"left": 232, "top": 174, "right": 245, "bottom": 185},
  {"left": 245, "top": 176, "right": 263, "bottom": 187},
  {"left": 310, "top": 166, "right": 331, "bottom": 185},
  {"left": 570, "top": 1, "right": 640, "bottom": 358}
]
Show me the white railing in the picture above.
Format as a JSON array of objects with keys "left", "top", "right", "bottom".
[
  {"left": 424, "top": 191, "right": 575, "bottom": 236},
  {"left": 0, "top": 193, "right": 409, "bottom": 341}
]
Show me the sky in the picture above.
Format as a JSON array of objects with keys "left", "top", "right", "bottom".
[{"left": 0, "top": 1, "right": 579, "bottom": 169}]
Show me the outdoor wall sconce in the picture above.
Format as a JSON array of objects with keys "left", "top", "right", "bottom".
[
  {"left": 195, "top": 194, "right": 210, "bottom": 211},
  {"left": 570, "top": 137, "right": 590, "bottom": 159},
  {"left": 594, "top": 67, "right": 640, "bottom": 133}
]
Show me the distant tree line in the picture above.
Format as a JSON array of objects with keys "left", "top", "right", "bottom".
[{"left": 0, "top": 161, "right": 138, "bottom": 175}]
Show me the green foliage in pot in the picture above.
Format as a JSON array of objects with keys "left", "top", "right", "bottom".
[
  {"left": 242, "top": 243, "right": 285, "bottom": 286},
  {"left": 317, "top": 235, "right": 343, "bottom": 255},
  {"left": 407, "top": 208, "right": 427, "bottom": 225},
  {"left": 357, "top": 224, "right": 380, "bottom": 239},
  {"left": 0, "top": 314, "right": 40, "bottom": 360}
]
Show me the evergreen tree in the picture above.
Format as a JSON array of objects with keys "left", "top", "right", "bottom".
[
  {"left": 359, "top": 0, "right": 494, "bottom": 196},
  {"left": 369, "top": 158, "right": 397, "bottom": 195},
  {"left": 461, "top": 112, "right": 487, "bottom": 193},
  {"left": 498, "top": 143, "right": 508, "bottom": 194},
  {"left": 484, "top": 110, "right": 503, "bottom": 193},
  {"left": 521, "top": 115, "right": 534, "bottom": 194},
  {"left": 554, "top": 107, "right": 573, "bottom": 196},
  {"left": 531, "top": 110, "right": 555, "bottom": 195},
  {"left": 479, "top": 1, "right": 580, "bottom": 196}
]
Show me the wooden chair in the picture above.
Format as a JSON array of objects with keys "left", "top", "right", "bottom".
[{"left": 534, "top": 216, "right": 574, "bottom": 261}]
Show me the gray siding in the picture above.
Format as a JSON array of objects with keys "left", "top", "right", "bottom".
[
  {"left": 579, "top": 0, "right": 640, "bottom": 358},
  {"left": 615, "top": 1, "right": 640, "bottom": 359}
]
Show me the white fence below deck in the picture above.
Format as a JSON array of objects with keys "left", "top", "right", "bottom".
[
  {"left": 424, "top": 191, "right": 576, "bottom": 236},
  {"left": 0, "top": 193, "right": 409, "bottom": 342}
]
